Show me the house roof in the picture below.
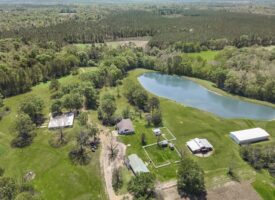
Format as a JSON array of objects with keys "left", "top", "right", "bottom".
[
  {"left": 187, "top": 140, "right": 201, "bottom": 152},
  {"left": 187, "top": 138, "right": 213, "bottom": 152},
  {"left": 230, "top": 128, "right": 269, "bottom": 142},
  {"left": 128, "top": 154, "right": 149, "bottom": 174},
  {"left": 48, "top": 112, "right": 74, "bottom": 129},
  {"left": 117, "top": 119, "right": 134, "bottom": 131}
]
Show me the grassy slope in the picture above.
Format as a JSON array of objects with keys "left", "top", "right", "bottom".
[
  {"left": 113, "top": 69, "right": 275, "bottom": 197},
  {"left": 0, "top": 69, "right": 107, "bottom": 200}
]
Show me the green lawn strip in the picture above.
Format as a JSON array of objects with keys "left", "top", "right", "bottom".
[
  {"left": 0, "top": 68, "right": 107, "bottom": 200},
  {"left": 117, "top": 166, "right": 133, "bottom": 195},
  {"left": 252, "top": 171, "right": 275, "bottom": 200},
  {"left": 116, "top": 68, "right": 275, "bottom": 192}
]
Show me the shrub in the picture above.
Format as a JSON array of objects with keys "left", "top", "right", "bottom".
[
  {"left": 112, "top": 167, "right": 123, "bottom": 192},
  {"left": 79, "top": 112, "right": 88, "bottom": 126}
]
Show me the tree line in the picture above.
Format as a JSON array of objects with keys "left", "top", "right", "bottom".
[
  {"left": 0, "top": 39, "right": 103, "bottom": 97},
  {"left": 155, "top": 46, "right": 275, "bottom": 103},
  {"left": 240, "top": 145, "right": 275, "bottom": 177},
  {"left": 1, "top": 8, "right": 275, "bottom": 50}
]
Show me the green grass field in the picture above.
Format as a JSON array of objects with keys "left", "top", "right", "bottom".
[
  {"left": 144, "top": 144, "right": 180, "bottom": 167},
  {"left": 114, "top": 69, "right": 275, "bottom": 197},
  {"left": 187, "top": 50, "right": 219, "bottom": 61},
  {"left": 159, "top": 127, "right": 176, "bottom": 141},
  {"left": 1, "top": 61, "right": 275, "bottom": 199},
  {"left": 0, "top": 69, "right": 107, "bottom": 200}
]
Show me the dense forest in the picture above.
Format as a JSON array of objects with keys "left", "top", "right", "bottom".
[
  {"left": 1, "top": 4, "right": 275, "bottom": 103},
  {"left": 1, "top": 6, "right": 275, "bottom": 49},
  {"left": 0, "top": 38, "right": 155, "bottom": 97}
]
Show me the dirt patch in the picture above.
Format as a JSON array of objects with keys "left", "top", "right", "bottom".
[
  {"left": 106, "top": 40, "right": 149, "bottom": 49},
  {"left": 194, "top": 150, "right": 214, "bottom": 158},
  {"left": 158, "top": 181, "right": 261, "bottom": 200},
  {"left": 100, "top": 128, "right": 132, "bottom": 200},
  {"left": 207, "top": 181, "right": 261, "bottom": 200}
]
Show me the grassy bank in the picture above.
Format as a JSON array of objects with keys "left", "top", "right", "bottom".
[
  {"left": 186, "top": 50, "right": 275, "bottom": 108},
  {"left": 0, "top": 68, "right": 107, "bottom": 200}
]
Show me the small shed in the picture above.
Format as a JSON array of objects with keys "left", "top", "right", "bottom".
[
  {"left": 230, "top": 128, "right": 270, "bottom": 145},
  {"left": 159, "top": 140, "right": 168, "bottom": 147},
  {"left": 127, "top": 154, "right": 149, "bottom": 175},
  {"left": 48, "top": 112, "right": 74, "bottom": 129},
  {"left": 169, "top": 143, "right": 175, "bottom": 150},
  {"left": 153, "top": 128, "right": 161, "bottom": 136},
  {"left": 117, "top": 119, "right": 134, "bottom": 135},
  {"left": 187, "top": 138, "right": 213, "bottom": 153}
]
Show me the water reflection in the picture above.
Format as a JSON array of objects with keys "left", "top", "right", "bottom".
[{"left": 138, "top": 73, "right": 275, "bottom": 120}]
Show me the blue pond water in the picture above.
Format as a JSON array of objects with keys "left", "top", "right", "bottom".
[{"left": 138, "top": 73, "right": 275, "bottom": 120}]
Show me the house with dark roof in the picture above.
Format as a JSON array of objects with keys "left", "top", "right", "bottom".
[{"left": 117, "top": 119, "right": 134, "bottom": 135}]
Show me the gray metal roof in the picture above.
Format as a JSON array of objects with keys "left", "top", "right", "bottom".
[
  {"left": 117, "top": 119, "right": 134, "bottom": 132},
  {"left": 128, "top": 154, "right": 149, "bottom": 174},
  {"left": 48, "top": 112, "right": 74, "bottom": 129},
  {"left": 200, "top": 139, "right": 213, "bottom": 149}
]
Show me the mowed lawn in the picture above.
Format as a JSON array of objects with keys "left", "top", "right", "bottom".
[
  {"left": 115, "top": 69, "right": 275, "bottom": 198},
  {"left": 0, "top": 69, "right": 107, "bottom": 200},
  {"left": 144, "top": 144, "right": 180, "bottom": 166}
]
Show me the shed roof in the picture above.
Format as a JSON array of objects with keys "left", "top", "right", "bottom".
[
  {"left": 48, "top": 112, "right": 74, "bottom": 129},
  {"left": 200, "top": 139, "right": 213, "bottom": 149},
  {"left": 117, "top": 119, "right": 134, "bottom": 132},
  {"left": 128, "top": 154, "right": 149, "bottom": 174},
  {"left": 186, "top": 140, "right": 201, "bottom": 152},
  {"left": 187, "top": 138, "right": 213, "bottom": 152},
  {"left": 230, "top": 128, "right": 269, "bottom": 142}
]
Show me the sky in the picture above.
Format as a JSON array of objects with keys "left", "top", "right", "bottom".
[{"left": 0, "top": 0, "right": 273, "bottom": 5}]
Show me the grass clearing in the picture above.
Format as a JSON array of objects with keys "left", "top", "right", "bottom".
[
  {"left": 187, "top": 50, "right": 219, "bottom": 61},
  {"left": 117, "top": 68, "right": 275, "bottom": 197},
  {"left": 0, "top": 68, "right": 107, "bottom": 200}
]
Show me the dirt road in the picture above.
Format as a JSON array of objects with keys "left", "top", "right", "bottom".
[{"left": 100, "top": 129, "right": 132, "bottom": 200}]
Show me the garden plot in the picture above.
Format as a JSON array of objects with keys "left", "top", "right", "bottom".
[
  {"left": 143, "top": 143, "right": 181, "bottom": 168},
  {"left": 159, "top": 127, "right": 176, "bottom": 141}
]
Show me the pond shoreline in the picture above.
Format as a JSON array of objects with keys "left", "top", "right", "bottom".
[{"left": 138, "top": 72, "right": 275, "bottom": 121}]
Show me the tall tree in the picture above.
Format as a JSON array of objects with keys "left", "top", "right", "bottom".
[
  {"left": 127, "top": 173, "right": 156, "bottom": 200},
  {"left": 19, "top": 96, "right": 44, "bottom": 124},
  {"left": 49, "top": 78, "right": 60, "bottom": 91},
  {"left": 177, "top": 158, "right": 205, "bottom": 197},
  {"left": 0, "top": 93, "right": 4, "bottom": 108},
  {"left": 11, "top": 113, "right": 36, "bottom": 148},
  {"left": 82, "top": 84, "right": 98, "bottom": 109},
  {"left": 63, "top": 93, "right": 83, "bottom": 112},
  {"left": 112, "top": 167, "right": 123, "bottom": 192},
  {"left": 50, "top": 99, "right": 63, "bottom": 116}
]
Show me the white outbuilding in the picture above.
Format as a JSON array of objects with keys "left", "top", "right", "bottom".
[
  {"left": 230, "top": 128, "right": 270, "bottom": 145},
  {"left": 186, "top": 138, "right": 213, "bottom": 153},
  {"left": 153, "top": 128, "right": 161, "bottom": 136},
  {"left": 48, "top": 112, "right": 74, "bottom": 129}
]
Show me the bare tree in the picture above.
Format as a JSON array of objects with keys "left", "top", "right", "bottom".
[{"left": 108, "top": 138, "right": 118, "bottom": 160}]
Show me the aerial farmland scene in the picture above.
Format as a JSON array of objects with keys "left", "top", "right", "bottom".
[{"left": 0, "top": 0, "right": 274, "bottom": 200}]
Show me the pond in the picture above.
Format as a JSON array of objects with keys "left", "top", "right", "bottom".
[{"left": 138, "top": 73, "right": 275, "bottom": 120}]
